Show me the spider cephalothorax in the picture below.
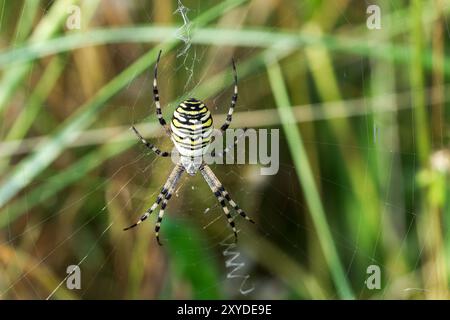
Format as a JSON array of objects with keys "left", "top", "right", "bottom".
[{"left": 124, "top": 50, "right": 254, "bottom": 245}]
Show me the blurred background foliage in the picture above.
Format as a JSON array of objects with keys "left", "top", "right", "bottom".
[{"left": 0, "top": 0, "right": 449, "bottom": 299}]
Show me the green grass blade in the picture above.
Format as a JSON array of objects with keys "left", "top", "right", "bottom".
[
  {"left": 5, "top": 56, "right": 66, "bottom": 141},
  {"left": 12, "top": 0, "right": 40, "bottom": 44},
  {"left": 410, "top": 0, "right": 431, "bottom": 164},
  {"left": 0, "top": 0, "right": 79, "bottom": 114},
  {"left": 267, "top": 61, "right": 354, "bottom": 299},
  {"left": 1, "top": 26, "right": 449, "bottom": 76}
]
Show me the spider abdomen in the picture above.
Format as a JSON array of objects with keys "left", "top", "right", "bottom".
[{"left": 170, "top": 98, "right": 213, "bottom": 157}]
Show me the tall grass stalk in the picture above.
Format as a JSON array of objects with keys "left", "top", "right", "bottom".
[
  {"left": 267, "top": 61, "right": 354, "bottom": 299},
  {"left": 411, "top": 0, "right": 430, "bottom": 164},
  {"left": 2, "top": 27, "right": 450, "bottom": 76},
  {"left": 0, "top": 0, "right": 79, "bottom": 113},
  {"left": 6, "top": 56, "right": 66, "bottom": 141}
]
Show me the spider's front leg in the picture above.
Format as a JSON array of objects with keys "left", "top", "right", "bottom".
[
  {"left": 153, "top": 50, "right": 171, "bottom": 136},
  {"left": 219, "top": 59, "right": 238, "bottom": 133}
]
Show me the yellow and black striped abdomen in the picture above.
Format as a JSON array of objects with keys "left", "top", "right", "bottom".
[{"left": 170, "top": 98, "right": 213, "bottom": 157}]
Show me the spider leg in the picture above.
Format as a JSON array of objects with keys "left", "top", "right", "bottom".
[
  {"left": 217, "top": 185, "right": 255, "bottom": 224},
  {"left": 123, "top": 165, "right": 183, "bottom": 230},
  {"left": 154, "top": 167, "right": 184, "bottom": 246},
  {"left": 153, "top": 50, "right": 171, "bottom": 136},
  {"left": 131, "top": 126, "right": 170, "bottom": 157},
  {"left": 200, "top": 164, "right": 239, "bottom": 242},
  {"left": 220, "top": 59, "right": 238, "bottom": 133},
  {"left": 214, "top": 188, "right": 238, "bottom": 243},
  {"left": 123, "top": 188, "right": 167, "bottom": 231}
]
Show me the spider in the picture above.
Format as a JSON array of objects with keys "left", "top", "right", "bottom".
[{"left": 124, "top": 50, "right": 255, "bottom": 245}]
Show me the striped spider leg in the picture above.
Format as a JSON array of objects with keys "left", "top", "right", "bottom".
[
  {"left": 220, "top": 58, "right": 238, "bottom": 133},
  {"left": 130, "top": 125, "right": 171, "bottom": 157},
  {"left": 124, "top": 164, "right": 184, "bottom": 245},
  {"left": 208, "top": 58, "right": 239, "bottom": 153},
  {"left": 130, "top": 49, "right": 171, "bottom": 157},
  {"left": 153, "top": 49, "right": 171, "bottom": 136},
  {"left": 154, "top": 165, "right": 184, "bottom": 245},
  {"left": 200, "top": 164, "right": 255, "bottom": 243}
]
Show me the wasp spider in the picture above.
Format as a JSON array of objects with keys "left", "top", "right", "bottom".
[{"left": 124, "top": 50, "right": 255, "bottom": 245}]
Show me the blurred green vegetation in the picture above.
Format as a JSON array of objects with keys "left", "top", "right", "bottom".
[{"left": 0, "top": 0, "right": 449, "bottom": 299}]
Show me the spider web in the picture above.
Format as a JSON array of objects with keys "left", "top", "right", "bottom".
[{"left": 0, "top": 0, "right": 445, "bottom": 300}]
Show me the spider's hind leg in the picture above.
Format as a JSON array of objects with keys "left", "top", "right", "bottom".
[
  {"left": 153, "top": 165, "right": 184, "bottom": 245},
  {"left": 154, "top": 181, "right": 178, "bottom": 246},
  {"left": 200, "top": 164, "right": 254, "bottom": 243},
  {"left": 213, "top": 188, "right": 238, "bottom": 243},
  {"left": 123, "top": 187, "right": 168, "bottom": 230},
  {"left": 124, "top": 165, "right": 184, "bottom": 232},
  {"left": 218, "top": 185, "right": 255, "bottom": 224}
]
